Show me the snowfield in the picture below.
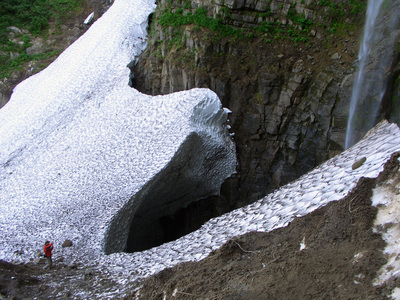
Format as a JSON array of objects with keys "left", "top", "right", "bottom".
[
  {"left": 1, "top": 0, "right": 400, "bottom": 298},
  {"left": 0, "top": 0, "right": 236, "bottom": 264}
]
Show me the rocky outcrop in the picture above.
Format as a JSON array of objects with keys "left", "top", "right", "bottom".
[
  {"left": 90, "top": 0, "right": 115, "bottom": 21},
  {"left": 133, "top": 0, "right": 366, "bottom": 205},
  {"left": 0, "top": 0, "right": 111, "bottom": 109}
]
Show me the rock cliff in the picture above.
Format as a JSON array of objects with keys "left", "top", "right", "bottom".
[{"left": 133, "top": 0, "right": 400, "bottom": 207}]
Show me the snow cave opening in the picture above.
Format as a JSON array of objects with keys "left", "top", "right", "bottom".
[
  {"left": 120, "top": 133, "right": 234, "bottom": 253},
  {"left": 126, "top": 194, "right": 231, "bottom": 253}
]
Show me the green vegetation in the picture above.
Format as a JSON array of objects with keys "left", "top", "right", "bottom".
[
  {"left": 155, "top": 0, "right": 366, "bottom": 50},
  {"left": 251, "top": 92, "right": 264, "bottom": 105},
  {"left": 183, "top": 0, "right": 191, "bottom": 10},
  {"left": 0, "top": 0, "right": 86, "bottom": 79},
  {"left": 0, "top": 0, "right": 86, "bottom": 43},
  {"left": 348, "top": 0, "right": 365, "bottom": 15},
  {"left": 319, "top": 0, "right": 365, "bottom": 15},
  {"left": 157, "top": 5, "right": 315, "bottom": 48},
  {"left": 158, "top": 7, "right": 241, "bottom": 37},
  {"left": 317, "top": 0, "right": 366, "bottom": 32},
  {"left": 0, "top": 0, "right": 368, "bottom": 78},
  {"left": 152, "top": 0, "right": 367, "bottom": 68}
]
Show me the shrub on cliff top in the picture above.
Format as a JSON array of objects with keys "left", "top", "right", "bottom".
[{"left": 0, "top": 0, "right": 85, "bottom": 79}]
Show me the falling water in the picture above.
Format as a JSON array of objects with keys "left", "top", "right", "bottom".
[{"left": 345, "top": 0, "right": 400, "bottom": 148}]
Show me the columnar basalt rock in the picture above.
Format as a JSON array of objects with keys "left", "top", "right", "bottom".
[{"left": 133, "top": 0, "right": 366, "bottom": 205}]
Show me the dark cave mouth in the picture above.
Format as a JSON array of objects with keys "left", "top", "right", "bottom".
[
  {"left": 125, "top": 195, "right": 232, "bottom": 253},
  {"left": 101, "top": 132, "right": 236, "bottom": 255}
]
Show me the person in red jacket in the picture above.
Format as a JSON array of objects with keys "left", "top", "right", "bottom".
[{"left": 43, "top": 241, "right": 54, "bottom": 269}]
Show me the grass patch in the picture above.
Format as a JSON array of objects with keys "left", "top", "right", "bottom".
[
  {"left": 0, "top": 49, "right": 62, "bottom": 79},
  {"left": 158, "top": 7, "right": 241, "bottom": 38},
  {"left": 316, "top": 0, "right": 366, "bottom": 33},
  {"left": 157, "top": 5, "right": 315, "bottom": 46},
  {"left": 0, "top": 0, "right": 86, "bottom": 80},
  {"left": 0, "top": 0, "right": 85, "bottom": 40}
]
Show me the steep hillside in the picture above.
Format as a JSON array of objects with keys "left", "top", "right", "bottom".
[
  {"left": 135, "top": 153, "right": 400, "bottom": 300},
  {"left": 0, "top": 0, "right": 113, "bottom": 107}
]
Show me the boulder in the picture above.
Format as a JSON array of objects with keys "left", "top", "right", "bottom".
[{"left": 62, "top": 240, "right": 73, "bottom": 248}]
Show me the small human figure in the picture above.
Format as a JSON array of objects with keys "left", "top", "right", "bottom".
[{"left": 43, "top": 241, "right": 54, "bottom": 269}]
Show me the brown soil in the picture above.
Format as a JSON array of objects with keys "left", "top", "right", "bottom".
[
  {"left": 134, "top": 155, "right": 400, "bottom": 300},
  {"left": 0, "top": 258, "right": 119, "bottom": 299}
]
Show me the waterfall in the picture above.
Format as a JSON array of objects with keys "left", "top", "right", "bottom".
[{"left": 345, "top": 0, "right": 400, "bottom": 148}]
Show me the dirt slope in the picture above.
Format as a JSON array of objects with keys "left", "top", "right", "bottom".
[
  {"left": 134, "top": 154, "right": 400, "bottom": 300},
  {"left": 1, "top": 156, "right": 400, "bottom": 299}
]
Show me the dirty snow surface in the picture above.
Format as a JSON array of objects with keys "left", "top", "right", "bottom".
[
  {"left": 0, "top": 0, "right": 236, "bottom": 264},
  {"left": 102, "top": 121, "right": 400, "bottom": 281},
  {"left": 1, "top": 0, "right": 400, "bottom": 298}
]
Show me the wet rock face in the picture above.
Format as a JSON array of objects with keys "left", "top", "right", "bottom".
[{"left": 133, "top": 0, "right": 363, "bottom": 205}]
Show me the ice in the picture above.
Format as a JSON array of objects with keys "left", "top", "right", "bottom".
[
  {"left": 299, "top": 236, "right": 306, "bottom": 251},
  {"left": 371, "top": 187, "right": 391, "bottom": 206},
  {"left": 0, "top": 0, "right": 236, "bottom": 264},
  {"left": 84, "top": 12, "right": 95, "bottom": 24},
  {"left": 372, "top": 183, "right": 400, "bottom": 286}
]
